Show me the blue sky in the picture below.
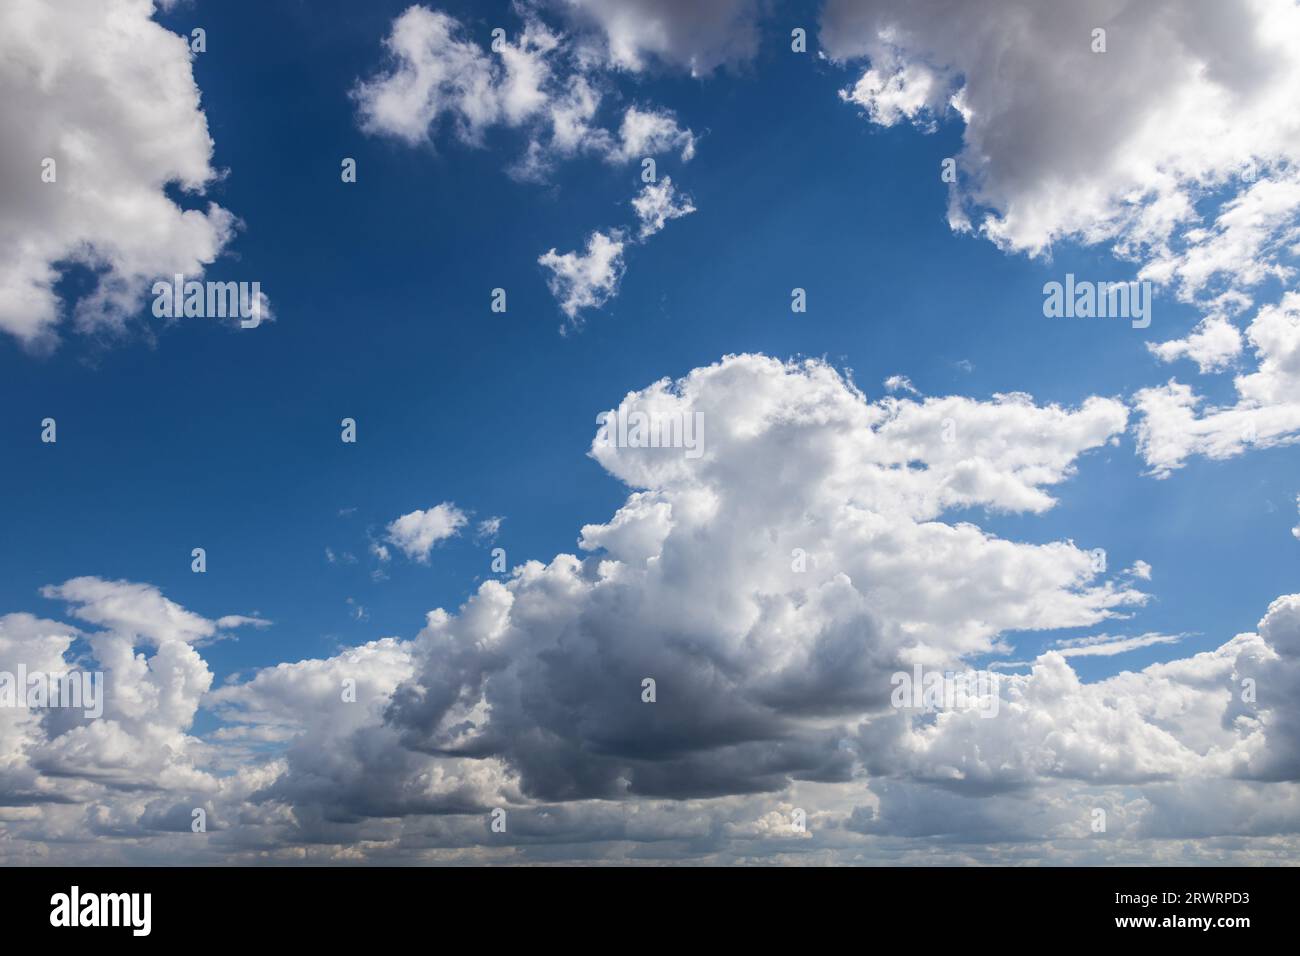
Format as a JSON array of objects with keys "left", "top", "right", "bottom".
[
  {"left": 4, "top": 0, "right": 1293, "bottom": 685},
  {"left": 3, "top": 0, "right": 1300, "bottom": 864}
]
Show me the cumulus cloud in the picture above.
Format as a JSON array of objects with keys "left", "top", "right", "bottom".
[
  {"left": 1148, "top": 315, "right": 1244, "bottom": 373},
  {"left": 557, "top": 0, "right": 765, "bottom": 75},
  {"left": 822, "top": 0, "right": 1300, "bottom": 267},
  {"left": 353, "top": 7, "right": 549, "bottom": 145},
  {"left": 538, "top": 230, "right": 627, "bottom": 321},
  {"left": 356, "top": 7, "right": 702, "bottom": 326},
  {"left": 0, "top": 579, "right": 264, "bottom": 813},
  {"left": 383, "top": 356, "right": 1141, "bottom": 807},
  {"left": 609, "top": 106, "right": 696, "bottom": 164},
  {"left": 0, "top": 0, "right": 236, "bottom": 349},
  {"left": 385, "top": 503, "right": 468, "bottom": 562},
  {"left": 540, "top": 177, "right": 695, "bottom": 321},
  {"left": 631, "top": 176, "right": 695, "bottom": 238},
  {"left": 1135, "top": 290, "right": 1300, "bottom": 476},
  {"left": 355, "top": 5, "right": 697, "bottom": 178},
  {"left": 40, "top": 577, "right": 251, "bottom": 646},
  {"left": 8, "top": 357, "right": 1300, "bottom": 862},
  {"left": 855, "top": 602, "right": 1280, "bottom": 801},
  {"left": 819, "top": 0, "right": 1300, "bottom": 475}
]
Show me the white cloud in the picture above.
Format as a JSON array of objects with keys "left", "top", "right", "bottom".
[
  {"left": 819, "top": 0, "right": 1300, "bottom": 476},
  {"left": 1148, "top": 315, "right": 1244, "bottom": 373},
  {"left": 540, "top": 177, "right": 695, "bottom": 319},
  {"left": 631, "top": 176, "right": 695, "bottom": 238},
  {"left": 559, "top": 0, "right": 764, "bottom": 75},
  {"left": 610, "top": 106, "right": 696, "bottom": 164},
  {"left": 538, "top": 230, "right": 626, "bottom": 321},
  {"left": 1, "top": 579, "right": 260, "bottom": 802},
  {"left": 378, "top": 357, "right": 1145, "bottom": 812},
  {"left": 1140, "top": 172, "right": 1300, "bottom": 310},
  {"left": 1135, "top": 291, "right": 1300, "bottom": 476},
  {"left": 384, "top": 503, "right": 468, "bottom": 562},
  {"left": 0, "top": 0, "right": 236, "bottom": 349},
  {"left": 353, "top": 7, "right": 516, "bottom": 145},
  {"left": 42, "top": 577, "right": 236, "bottom": 646},
  {"left": 358, "top": 7, "right": 703, "bottom": 327},
  {"left": 9, "top": 359, "right": 1300, "bottom": 862},
  {"left": 883, "top": 375, "right": 919, "bottom": 395},
  {"left": 860, "top": 622, "right": 1263, "bottom": 794},
  {"left": 821, "top": 0, "right": 1300, "bottom": 269},
  {"left": 1050, "top": 632, "right": 1184, "bottom": 658},
  {"left": 356, "top": 6, "right": 698, "bottom": 179}
]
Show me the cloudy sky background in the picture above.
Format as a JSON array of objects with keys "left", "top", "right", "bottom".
[{"left": 2, "top": 0, "right": 1300, "bottom": 864}]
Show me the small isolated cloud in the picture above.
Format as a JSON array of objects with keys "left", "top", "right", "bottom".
[
  {"left": 1126, "top": 560, "right": 1153, "bottom": 581},
  {"left": 610, "top": 107, "right": 696, "bottom": 164},
  {"left": 476, "top": 516, "right": 504, "bottom": 541},
  {"left": 384, "top": 503, "right": 468, "bottom": 562},
  {"left": 215, "top": 615, "right": 272, "bottom": 632},
  {"left": 632, "top": 177, "right": 696, "bottom": 238},
  {"left": 1050, "top": 632, "right": 1184, "bottom": 658},
  {"left": 1293, "top": 495, "right": 1300, "bottom": 540},
  {"left": 883, "top": 375, "right": 919, "bottom": 395},
  {"left": 539, "top": 231, "right": 627, "bottom": 321}
]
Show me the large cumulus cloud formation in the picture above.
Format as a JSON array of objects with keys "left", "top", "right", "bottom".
[{"left": 5, "top": 356, "right": 1300, "bottom": 863}]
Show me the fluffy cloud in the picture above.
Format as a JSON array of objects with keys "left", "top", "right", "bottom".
[
  {"left": 819, "top": 0, "right": 1300, "bottom": 475},
  {"left": 0, "top": 579, "right": 265, "bottom": 821},
  {"left": 358, "top": 6, "right": 701, "bottom": 326},
  {"left": 822, "top": 0, "right": 1300, "bottom": 267},
  {"left": 540, "top": 177, "right": 695, "bottom": 320},
  {"left": 557, "top": 0, "right": 764, "bottom": 75},
  {"left": 1148, "top": 315, "right": 1244, "bottom": 373},
  {"left": 608, "top": 107, "right": 696, "bottom": 164},
  {"left": 9, "top": 358, "right": 1300, "bottom": 863},
  {"left": 385, "top": 503, "right": 468, "bottom": 562},
  {"left": 1135, "top": 291, "right": 1300, "bottom": 476},
  {"left": 883, "top": 375, "right": 919, "bottom": 395},
  {"left": 855, "top": 592, "right": 1297, "bottom": 816},
  {"left": 354, "top": 7, "right": 556, "bottom": 146},
  {"left": 538, "top": 230, "right": 627, "bottom": 320},
  {"left": 631, "top": 175, "right": 695, "bottom": 238},
  {"left": 0, "top": 0, "right": 236, "bottom": 349},
  {"left": 1140, "top": 172, "right": 1300, "bottom": 310},
  {"left": 355, "top": 5, "right": 697, "bottom": 178},
  {"left": 372, "top": 357, "right": 1141, "bottom": 812}
]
